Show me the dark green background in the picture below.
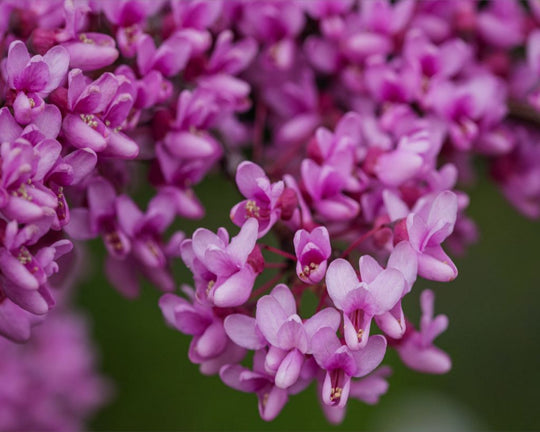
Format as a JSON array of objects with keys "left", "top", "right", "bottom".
[{"left": 76, "top": 171, "right": 540, "bottom": 431}]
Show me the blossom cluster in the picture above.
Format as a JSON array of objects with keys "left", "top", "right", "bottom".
[{"left": 0, "top": 0, "right": 539, "bottom": 427}]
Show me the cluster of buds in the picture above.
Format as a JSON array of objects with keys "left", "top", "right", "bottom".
[{"left": 1, "top": 0, "right": 540, "bottom": 428}]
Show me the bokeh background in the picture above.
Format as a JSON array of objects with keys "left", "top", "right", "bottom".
[{"left": 75, "top": 165, "right": 540, "bottom": 431}]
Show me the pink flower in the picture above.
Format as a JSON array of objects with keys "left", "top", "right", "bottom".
[
  {"left": 312, "top": 327, "right": 387, "bottom": 408},
  {"left": 293, "top": 226, "right": 331, "bottom": 284},
  {"left": 326, "top": 252, "right": 406, "bottom": 350},
  {"left": 394, "top": 290, "right": 451, "bottom": 374},
  {"left": 181, "top": 218, "right": 261, "bottom": 307},
  {"left": 230, "top": 162, "right": 284, "bottom": 237}
]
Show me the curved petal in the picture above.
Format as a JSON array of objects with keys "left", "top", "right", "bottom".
[
  {"left": 325, "top": 258, "right": 359, "bottom": 310},
  {"left": 224, "top": 314, "right": 266, "bottom": 350},
  {"left": 352, "top": 335, "right": 387, "bottom": 378},
  {"left": 212, "top": 266, "right": 256, "bottom": 307}
]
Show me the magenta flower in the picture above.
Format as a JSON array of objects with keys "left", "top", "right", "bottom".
[
  {"left": 3, "top": 40, "right": 69, "bottom": 123},
  {"left": 220, "top": 349, "right": 289, "bottom": 421},
  {"left": 66, "top": 177, "right": 131, "bottom": 259},
  {"left": 326, "top": 254, "right": 406, "bottom": 350},
  {"left": 224, "top": 284, "right": 340, "bottom": 389},
  {"left": 180, "top": 218, "right": 260, "bottom": 307},
  {"left": 230, "top": 162, "right": 284, "bottom": 237},
  {"left": 0, "top": 309, "right": 110, "bottom": 431},
  {"left": 293, "top": 226, "right": 331, "bottom": 284},
  {"left": 0, "top": 135, "right": 60, "bottom": 223},
  {"left": 62, "top": 69, "right": 139, "bottom": 159},
  {"left": 312, "top": 327, "right": 387, "bottom": 407},
  {"left": 405, "top": 191, "right": 459, "bottom": 282},
  {"left": 256, "top": 284, "right": 339, "bottom": 388},
  {"left": 395, "top": 290, "right": 451, "bottom": 374},
  {"left": 357, "top": 242, "right": 418, "bottom": 340},
  {"left": 385, "top": 189, "right": 459, "bottom": 282},
  {"left": 301, "top": 159, "right": 360, "bottom": 221},
  {"left": 0, "top": 219, "right": 72, "bottom": 340},
  {"left": 160, "top": 288, "right": 245, "bottom": 375},
  {"left": 319, "top": 366, "right": 391, "bottom": 424}
]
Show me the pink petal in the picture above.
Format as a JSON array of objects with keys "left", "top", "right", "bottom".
[
  {"left": 351, "top": 335, "right": 387, "bottom": 378},
  {"left": 359, "top": 254, "right": 383, "bottom": 284},
  {"left": 304, "top": 308, "right": 341, "bottom": 346},
  {"left": 258, "top": 385, "right": 288, "bottom": 421},
  {"left": 236, "top": 161, "right": 267, "bottom": 198},
  {"left": 325, "top": 258, "right": 359, "bottom": 309},
  {"left": 388, "top": 241, "right": 418, "bottom": 291},
  {"left": 368, "top": 268, "right": 405, "bottom": 314},
  {"left": 256, "top": 295, "right": 288, "bottom": 346},
  {"left": 224, "top": 314, "right": 266, "bottom": 350},
  {"left": 275, "top": 349, "right": 304, "bottom": 389},
  {"left": 417, "top": 245, "right": 457, "bottom": 281},
  {"left": 6, "top": 41, "right": 30, "bottom": 88},
  {"left": 311, "top": 327, "right": 341, "bottom": 368},
  {"left": 212, "top": 266, "right": 256, "bottom": 307},
  {"left": 41, "top": 45, "right": 69, "bottom": 94},
  {"left": 227, "top": 218, "right": 258, "bottom": 266},
  {"left": 276, "top": 316, "right": 308, "bottom": 352},
  {"left": 270, "top": 284, "right": 296, "bottom": 316}
]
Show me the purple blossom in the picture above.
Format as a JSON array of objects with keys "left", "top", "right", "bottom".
[
  {"left": 319, "top": 366, "right": 392, "bottom": 424},
  {"left": 311, "top": 327, "right": 387, "bottom": 408},
  {"left": 62, "top": 69, "right": 139, "bottom": 159},
  {"left": 293, "top": 226, "right": 331, "bottom": 284},
  {"left": 2, "top": 40, "right": 69, "bottom": 123},
  {"left": 160, "top": 287, "right": 245, "bottom": 375},
  {"left": 220, "top": 349, "right": 288, "bottom": 421},
  {"left": 180, "top": 218, "right": 261, "bottom": 307},
  {"left": 230, "top": 161, "right": 284, "bottom": 237},
  {"left": 326, "top": 253, "right": 406, "bottom": 350},
  {"left": 0, "top": 309, "right": 110, "bottom": 431},
  {"left": 394, "top": 290, "right": 451, "bottom": 374},
  {"left": 385, "top": 190, "right": 459, "bottom": 282}
]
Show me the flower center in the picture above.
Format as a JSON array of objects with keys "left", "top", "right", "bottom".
[{"left": 245, "top": 200, "right": 260, "bottom": 218}]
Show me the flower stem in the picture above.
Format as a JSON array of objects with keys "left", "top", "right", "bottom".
[
  {"left": 340, "top": 225, "right": 383, "bottom": 258},
  {"left": 261, "top": 244, "right": 297, "bottom": 261}
]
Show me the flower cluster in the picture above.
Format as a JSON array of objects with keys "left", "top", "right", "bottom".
[
  {"left": 1, "top": 0, "right": 540, "bottom": 426},
  {"left": 0, "top": 308, "right": 110, "bottom": 431}
]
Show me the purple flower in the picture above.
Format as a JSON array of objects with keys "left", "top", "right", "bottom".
[
  {"left": 319, "top": 366, "right": 392, "bottom": 424},
  {"left": 62, "top": 69, "right": 139, "bottom": 159},
  {"left": 358, "top": 242, "right": 418, "bottom": 340},
  {"left": 180, "top": 218, "right": 261, "bottom": 307},
  {"left": 104, "top": 191, "right": 182, "bottom": 297},
  {"left": 293, "top": 226, "right": 331, "bottom": 284},
  {"left": 224, "top": 284, "right": 340, "bottom": 389},
  {"left": 0, "top": 309, "right": 110, "bottom": 431},
  {"left": 206, "top": 31, "right": 257, "bottom": 76},
  {"left": 3, "top": 40, "right": 69, "bottom": 123},
  {"left": 220, "top": 349, "right": 288, "bottom": 421},
  {"left": 256, "top": 284, "right": 339, "bottom": 388},
  {"left": 136, "top": 32, "right": 193, "bottom": 77},
  {"left": 385, "top": 190, "right": 459, "bottom": 282},
  {"left": 311, "top": 327, "right": 387, "bottom": 407},
  {"left": 301, "top": 159, "right": 360, "bottom": 221},
  {"left": 0, "top": 219, "right": 72, "bottom": 341},
  {"left": 160, "top": 287, "right": 245, "bottom": 375},
  {"left": 326, "top": 254, "right": 405, "bottom": 350},
  {"left": 405, "top": 191, "right": 459, "bottom": 282},
  {"left": 394, "top": 290, "right": 451, "bottom": 374},
  {"left": 230, "top": 161, "right": 284, "bottom": 237},
  {"left": 66, "top": 177, "right": 131, "bottom": 259}
]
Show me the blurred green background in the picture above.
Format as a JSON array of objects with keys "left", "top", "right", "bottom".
[{"left": 76, "top": 170, "right": 540, "bottom": 431}]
